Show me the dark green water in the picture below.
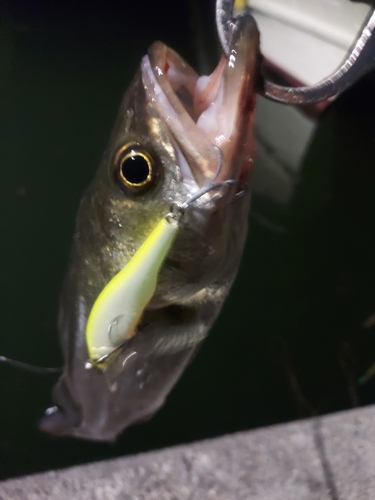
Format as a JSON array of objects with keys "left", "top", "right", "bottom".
[{"left": 1, "top": 0, "right": 375, "bottom": 479}]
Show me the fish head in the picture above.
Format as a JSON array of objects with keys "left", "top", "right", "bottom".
[{"left": 40, "top": 15, "right": 260, "bottom": 441}]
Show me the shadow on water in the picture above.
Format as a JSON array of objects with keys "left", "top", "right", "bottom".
[{"left": 0, "top": 0, "right": 375, "bottom": 479}]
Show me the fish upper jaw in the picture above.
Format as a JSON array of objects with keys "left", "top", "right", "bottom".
[{"left": 141, "top": 14, "right": 260, "bottom": 189}]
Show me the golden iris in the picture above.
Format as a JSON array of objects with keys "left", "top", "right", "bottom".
[{"left": 114, "top": 144, "right": 154, "bottom": 193}]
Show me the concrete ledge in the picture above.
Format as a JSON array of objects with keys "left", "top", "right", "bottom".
[{"left": 0, "top": 406, "right": 374, "bottom": 499}]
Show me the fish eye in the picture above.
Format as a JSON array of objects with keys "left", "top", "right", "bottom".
[{"left": 113, "top": 144, "right": 155, "bottom": 194}]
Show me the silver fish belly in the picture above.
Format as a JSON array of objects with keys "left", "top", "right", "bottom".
[{"left": 40, "top": 15, "right": 260, "bottom": 441}]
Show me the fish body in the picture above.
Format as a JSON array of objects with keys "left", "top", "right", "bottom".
[{"left": 40, "top": 15, "right": 260, "bottom": 441}]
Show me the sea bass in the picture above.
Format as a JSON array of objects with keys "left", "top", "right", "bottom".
[{"left": 40, "top": 14, "right": 260, "bottom": 441}]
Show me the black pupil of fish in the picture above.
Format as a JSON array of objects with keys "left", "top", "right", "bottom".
[{"left": 121, "top": 153, "right": 150, "bottom": 185}]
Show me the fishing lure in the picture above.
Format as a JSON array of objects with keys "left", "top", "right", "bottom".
[{"left": 85, "top": 180, "right": 240, "bottom": 370}]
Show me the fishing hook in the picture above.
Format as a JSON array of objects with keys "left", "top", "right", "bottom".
[{"left": 216, "top": 0, "right": 375, "bottom": 104}]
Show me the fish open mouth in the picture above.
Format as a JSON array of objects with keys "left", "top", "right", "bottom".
[{"left": 142, "top": 15, "right": 261, "bottom": 188}]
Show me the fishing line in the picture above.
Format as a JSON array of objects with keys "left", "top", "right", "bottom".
[
  {"left": 167, "top": 178, "right": 245, "bottom": 222},
  {"left": 0, "top": 355, "right": 62, "bottom": 374}
]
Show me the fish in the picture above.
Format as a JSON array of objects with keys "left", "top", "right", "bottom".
[{"left": 39, "top": 14, "right": 260, "bottom": 441}]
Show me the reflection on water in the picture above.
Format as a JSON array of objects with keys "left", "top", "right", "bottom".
[{"left": 0, "top": 0, "right": 375, "bottom": 479}]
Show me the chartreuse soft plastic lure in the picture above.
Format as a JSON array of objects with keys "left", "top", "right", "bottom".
[
  {"left": 85, "top": 215, "right": 179, "bottom": 368},
  {"left": 85, "top": 180, "right": 237, "bottom": 370}
]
